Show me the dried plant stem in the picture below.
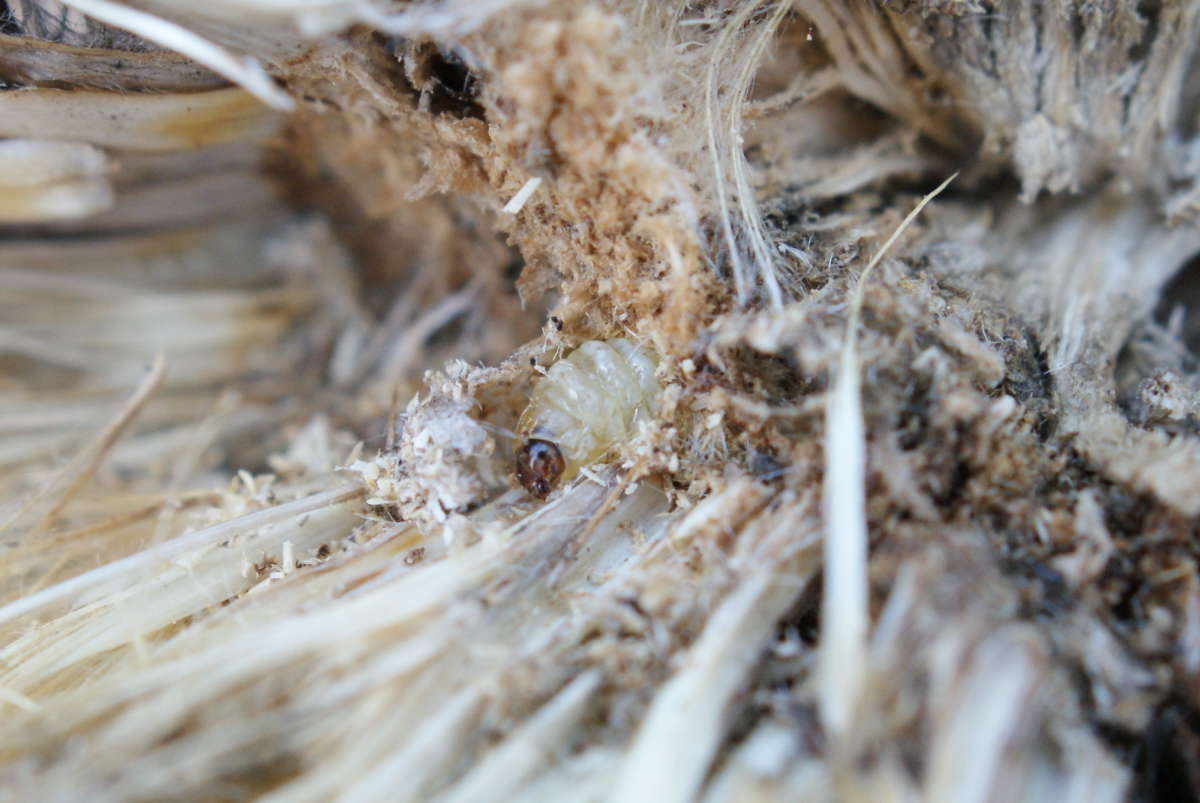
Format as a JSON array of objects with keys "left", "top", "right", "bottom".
[
  {"left": 820, "top": 171, "right": 958, "bottom": 735},
  {"left": 0, "top": 354, "right": 166, "bottom": 541},
  {"left": 54, "top": 0, "right": 294, "bottom": 109}
]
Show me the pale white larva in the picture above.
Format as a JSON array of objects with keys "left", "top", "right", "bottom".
[{"left": 516, "top": 338, "right": 658, "bottom": 498}]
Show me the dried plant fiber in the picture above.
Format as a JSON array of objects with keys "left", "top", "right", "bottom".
[{"left": 2, "top": 1, "right": 1200, "bottom": 801}]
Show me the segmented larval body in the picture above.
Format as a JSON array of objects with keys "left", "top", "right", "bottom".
[{"left": 516, "top": 339, "right": 658, "bottom": 497}]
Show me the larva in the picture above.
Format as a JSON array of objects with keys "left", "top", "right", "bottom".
[{"left": 516, "top": 338, "right": 659, "bottom": 498}]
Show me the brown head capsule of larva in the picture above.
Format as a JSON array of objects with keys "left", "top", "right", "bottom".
[
  {"left": 515, "top": 338, "right": 659, "bottom": 498},
  {"left": 516, "top": 439, "right": 565, "bottom": 498}
]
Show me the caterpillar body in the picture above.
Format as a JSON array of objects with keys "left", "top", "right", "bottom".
[{"left": 516, "top": 338, "right": 658, "bottom": 498}]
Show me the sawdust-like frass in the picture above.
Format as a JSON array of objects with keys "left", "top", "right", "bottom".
[{"left": 2, "top": 1, "right": 1200, "bottom": 801}]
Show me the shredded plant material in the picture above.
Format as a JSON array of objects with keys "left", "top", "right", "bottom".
[{"left": 2, "top": 1, "right": 1200, "bottom": 801}]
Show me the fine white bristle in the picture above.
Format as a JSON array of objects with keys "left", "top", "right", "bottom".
[{"left": 502, "top": 177, "right": 543, "bottom": 214}]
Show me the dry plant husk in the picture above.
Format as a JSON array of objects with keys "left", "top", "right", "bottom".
[{"left": 3, "top": 1, "right": 1200, "bottom": 801}]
